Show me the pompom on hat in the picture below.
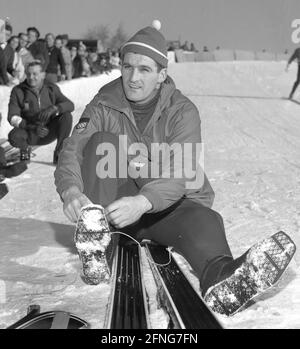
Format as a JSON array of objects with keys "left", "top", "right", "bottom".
[{"left": 121, "top": 22, "right": 168, "bottom": 68}]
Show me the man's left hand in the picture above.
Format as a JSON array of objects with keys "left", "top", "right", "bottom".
[
  {"left": 106, "top": 195, "right": 152, "bottom": 229},
  {"left": 39, "top": 105, "right": 58, "bottom": 124}
]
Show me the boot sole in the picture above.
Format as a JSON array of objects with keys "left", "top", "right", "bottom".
[
  {"left": 204, "top": 231, "right": 296, "bottom": 316},
  {"left": 74, "top": 204, "right": 111, "bottom": 285}
]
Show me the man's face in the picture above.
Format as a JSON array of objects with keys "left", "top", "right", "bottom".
[
  {"left": 26, "top": 65, "right": 45, "bottom": 88},
  {"left": 55, "top": 39, "right": 62, "bottom": 49},
  {"left": 19, "top": 34, "right": 29, "bottom": 48},
  {"left": 27, "top": 30, "right": 37, "bottom": 44},
  {"left": 9, "top": 37, "right": 19, "bottom": 50},
  {"left": 121, "top": 52, "right": 166, "bottom": 104},
  {"left": 46, "top": 34, "right": 54, "bottom": 48}
]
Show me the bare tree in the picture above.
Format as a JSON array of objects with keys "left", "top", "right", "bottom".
[
  {"left": 84, "top": 23, "right": 128, "bottom": 51},
  {"left": 110, "top": 23, "right": 128, "bottom": 50},
  {"left": 84, "top": 24, "right": 110, "bottom": 49}
]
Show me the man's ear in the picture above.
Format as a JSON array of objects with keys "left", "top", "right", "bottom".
[
  {"left": 41, "top": 71, "right": 46, "bottom": 79},
  {"left": 158, "top": 68, "right": 167, "bottom": 84}
]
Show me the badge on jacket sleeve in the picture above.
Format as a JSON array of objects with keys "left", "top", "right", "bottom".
[{"left": 74, "top": 118, "right": 90, "bottom": 133}]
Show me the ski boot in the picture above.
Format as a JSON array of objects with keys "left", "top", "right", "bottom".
[
  {"left": 74, "top": 204, "right": 112, "bottom": 285},
  {"left": 204, "top": 231, "right": 296, "bottom": 316},
  {"left": 20, "top": 146, "right": 31, "bottom": 162}
]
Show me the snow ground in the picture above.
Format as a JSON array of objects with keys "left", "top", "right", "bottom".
[{"left": 0, "top": 62, "right": 300, "bottom": 329}]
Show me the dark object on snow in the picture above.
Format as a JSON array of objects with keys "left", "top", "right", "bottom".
[
  {"left": 0, "top": 183, "right": 8, "bottom": 199},
  {"left": 0, "top": 146, "right": 6, "bottom": 167},
  {"left": 0, "top": 161, "right": 27, "bottom": 179},
  {"left": 7, "top": 304, "right": 90, "bottom": 329}
]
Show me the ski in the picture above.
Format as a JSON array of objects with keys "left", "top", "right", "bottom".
[
  {"left": 104, "top": 235, "right": 150, "bottom": 329},
  {"left": 143, "top": 242, "right": 223, "bottom": 329}
]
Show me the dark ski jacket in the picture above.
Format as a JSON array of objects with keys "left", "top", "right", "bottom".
[
  {"left": 54, "top": 76, "right": 215, "bottom": 212},
  {"left": 3, "top": 44, "right": 15, "bottom": 76},
  {"left": 27, "top": 40, "right": 49, "bottom": 71},
  {"left": 0, "top": 47, "right": 9, "bottom": 85},
  {"left": 46, "top": 46, "right": 66, "bottom": 76},
  {"left": 8, "top": 80, "right": 74, "bottom": 125}
]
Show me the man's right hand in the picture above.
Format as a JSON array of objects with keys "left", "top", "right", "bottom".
[
  {"left": 36, "top": 124, "right": 49, "bottom": 138},
  {"left": 62, "top": 186, "right": 92, "bottom": 223}
]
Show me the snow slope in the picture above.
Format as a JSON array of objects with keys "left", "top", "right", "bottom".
[{"left": 0, "top": 62, "right": 299, "bottom": 328}]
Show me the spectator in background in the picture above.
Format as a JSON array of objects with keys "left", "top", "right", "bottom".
[
  {"left": 0, "top": 19, "right": 9, "bottom": 86},
  {"left": 181, "top": 40, "right": 189, "bottom": 51},
  {"left": 7, "top": 61, "right": 74, "bottom": 164},
  {"left": 87, "top": 50, "right": 101, "bottom": 75},
  {"left": 7, "top": 36, "right": 25, "bottom": 84},
  {"left": 72, "top": 45, "right": 83, "bottom": 78},
  {"left": 98, "top": 53, "right": 110, "bottom": 74},
  {"left": 190, "top": 43, "right": 197, "bottom": 52},
  {"left": 45, "top": 33, "right": 66, "bottom": 83},
  {"left": 286, "top": 47, "right": 300, "bottom": 100},
  {"left": 110, "top": 50, "right": 120, "bottom": 69},
  {"left": 54, "top": 35, "right": 63, "bottom": 81},
  {"left": 70, "top": 46, "right": 77, "bottom": 61},
  {"left": 73, "top": 43, "right": 90, "bottom": 78},
  {"left": 27, "top": 27, "right": 49, "bottom": 71},
  {"left": 2, "top": 23, "right": 16, "bottom": 80},
  {"left": 61, "top": 34, "right": 72, "bottom": 80},
  {"left": 18, "top": 33, "right": 34, "bottom": 69}
]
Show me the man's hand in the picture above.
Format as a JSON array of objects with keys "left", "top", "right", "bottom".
[
  {"left": 106, "top": 195, "right": 152, "bottom": 229},
  {"left": 39, "top": 105, "right": 58, "bottom": 124},
  {"left": 62, "top": 186, "right": 92, "bottom": 223},
  {"left": 36, "top": 124, "right": 49, "bottom": 138}
]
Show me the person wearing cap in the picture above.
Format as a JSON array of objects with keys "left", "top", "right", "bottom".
[{"left": 54, "top": 25, "right": 296, "bottom": 316}]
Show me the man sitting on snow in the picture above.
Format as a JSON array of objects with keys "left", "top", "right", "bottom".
[
  {"left": 7, "top": 60, "right": 74, "bottom": 164},
  {"left": 54, "top": 24, "right": 295, "bottom": 316}
]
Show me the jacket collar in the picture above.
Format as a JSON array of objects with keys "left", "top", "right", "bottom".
[{"left": 98, "top": 75, "right": 176, "bottom": 118}]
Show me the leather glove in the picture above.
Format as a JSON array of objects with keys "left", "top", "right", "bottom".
[
  {"left": 38, "top": 105, "right": 59, "bottom": 124},
  {"left": 36, "top": 124, "right": 49, "bottom": 138}
]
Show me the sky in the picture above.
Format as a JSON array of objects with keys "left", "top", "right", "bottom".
[{"left": 1, "top": 0, "right": 300, "bottom": 53}]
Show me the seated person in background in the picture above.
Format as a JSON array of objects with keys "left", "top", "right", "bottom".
[
  {"left": 45, "top": 33, "right": 66, "bottom": 83},
  {"left": 7, "top": 61, "right": 74, "bottom": 164},
  {"left": 27, "top": 27, "right": 49, "bottom": 71}
]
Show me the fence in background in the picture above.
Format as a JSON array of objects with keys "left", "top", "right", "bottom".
[{"left": 168, "top": 49, "right": 290, "bottom": 63}]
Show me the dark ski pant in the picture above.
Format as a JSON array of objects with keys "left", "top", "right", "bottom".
[
  {"left": 8, "top": 112, "right": 73, "bottom": 153},
  {"left": 290, "top": 63, "right": 300, "bottom": 98},
  {"left": 81, "top": 132, "right": 234, "bottom": 295}
]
